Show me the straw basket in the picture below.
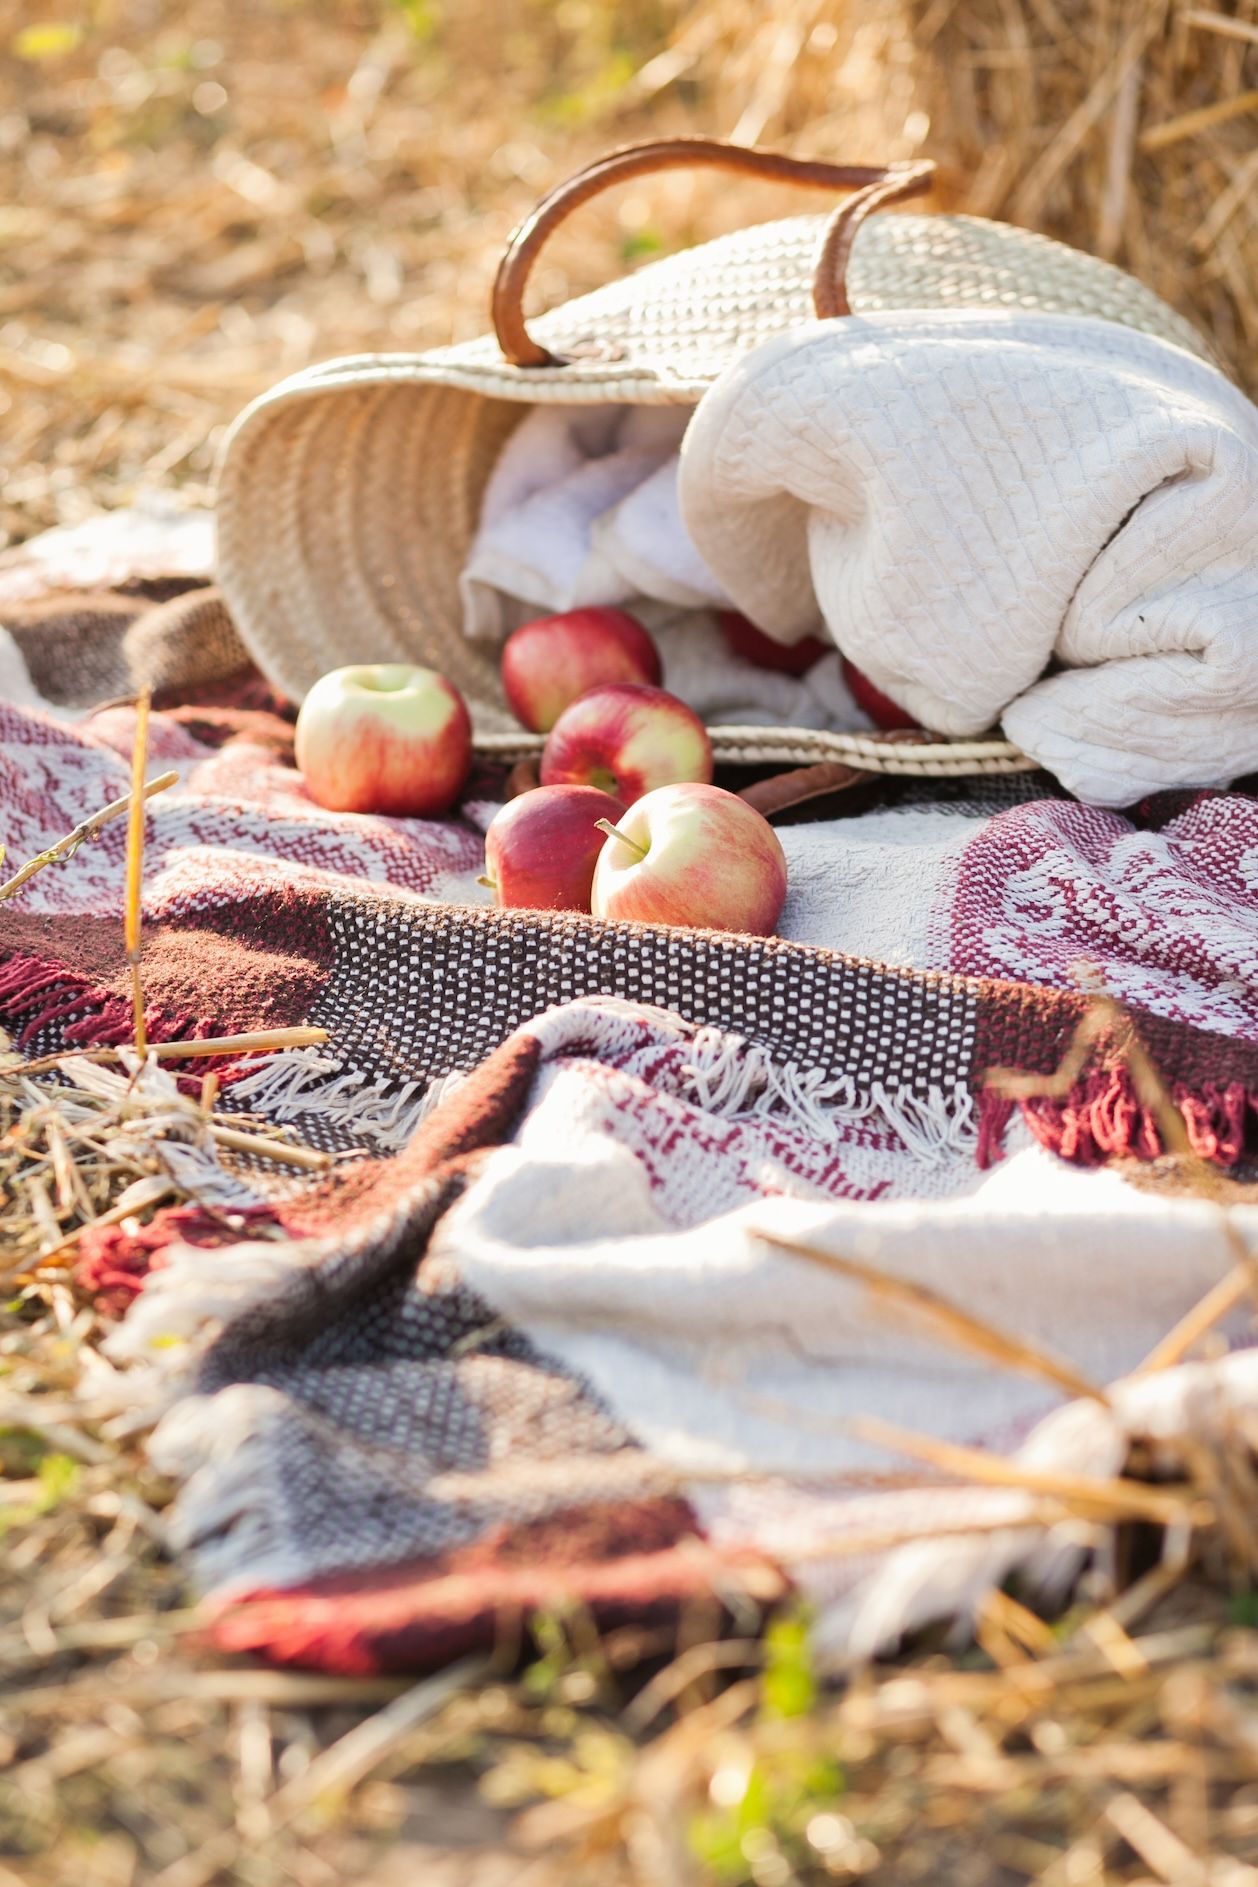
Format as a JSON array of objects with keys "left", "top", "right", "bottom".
[{"left": 216, "top": 139, "right": 1211, "bottom": 782}]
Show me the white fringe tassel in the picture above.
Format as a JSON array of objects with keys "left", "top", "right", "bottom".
[
  {"left": 104, "top": 1235, "right": 310, "bottom": 1370},
  {"left": 149, "top": 1385, "right": 322, "bottom": 1593},
  {"left": 226, "top": 1047, "right": 466, "bottom": 1153},
  {"left": 681, "top": 1026, "right": 977, "bottom": 1165}
]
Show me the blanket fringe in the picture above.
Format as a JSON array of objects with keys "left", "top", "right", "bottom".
[
  {"left": 226, "top": 1047, "right": 464, "bottom": 1153},
  {"left": 975, "top": 1093, "right": 1015, "bottom": 1170},
  {"left": 105, "top": 1234, "right": 311, "bottom": 1370},
  {"left": 682, "top": 1026, "right": 977, "bottom": 1165},
  {"left": 148, "top": 1386, "right": 319, "bottom": 1594},
  {"left": 0, "top": 948, "right": 216, "bottom": 1067},
  {"left": 979, "top": 1065, "right": 1258, "bottom": 1169},
  {"left": 77, "top": 1201, "right": 274, "bottom": 1315}
]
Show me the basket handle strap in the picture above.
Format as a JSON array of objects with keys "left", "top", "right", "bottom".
[{"left": 492, "top": 139, "right": 936, "bottom": 368}]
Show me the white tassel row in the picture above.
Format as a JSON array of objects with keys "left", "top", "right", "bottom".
[
  {"left": 680, "top": 1025, "right": 977, "bottom": 1165},
  {"left": 226, "top": 1047, "right": 466, "bottom": 1153}
]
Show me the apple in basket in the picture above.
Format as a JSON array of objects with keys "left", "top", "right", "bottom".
[
  {"left": 840, "top": 655, "right": 921, "bottom": 732},
  {"left": 501, "top": 607, "right": 663, "bottom": 733},
  {"left": 295, "top": 664, "right": 473, "bottom": 817},
  {"left": 591, "top": 783, "right": 788, "bottom": 937},
  {"left": 481, "top": 784, "right": 625, "bottom": 912},
  {"left": 719, "top": 610, "right": 830, "bottom": 678},
  {"left": 540, "top": 682, "right": 713, "bottom": 806}
]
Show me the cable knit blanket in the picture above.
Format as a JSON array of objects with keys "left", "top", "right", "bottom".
[{"left": 3, "top": 563, "right": 1258, "bottom": 1671}]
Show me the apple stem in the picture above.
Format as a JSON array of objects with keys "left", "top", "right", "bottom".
[{"left": 594, "top": 817, "right": 648, "bottom": 860}]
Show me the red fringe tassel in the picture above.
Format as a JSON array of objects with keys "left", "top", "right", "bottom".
[
  {"left": 978, "top": 1066, "right": 1258, "bottom": 1170},
  {"left": 0, "top": 950, "right": 242, "bottom": 1086},
  {"left": 76, "top": 1202, "right": 274, "bottom": 1315}
]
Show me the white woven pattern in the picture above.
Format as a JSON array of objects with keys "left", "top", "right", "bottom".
[{"left": 682, "top": 311, "right": 1258, "bottom": 805}]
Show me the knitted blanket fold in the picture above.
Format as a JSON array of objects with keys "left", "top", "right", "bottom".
[
  {"left": 4, "top": 571, "right": 1258, "bottom": 1671},
  {"left": 680, "top": 312, "right": 1258, "bottom": 805}
]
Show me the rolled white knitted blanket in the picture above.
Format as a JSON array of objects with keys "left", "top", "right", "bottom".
[{"left": 681, "top": 309, "right": 1258, "bottom": 806}]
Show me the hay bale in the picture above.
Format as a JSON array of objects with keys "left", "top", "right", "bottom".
[
  {"left": 672, "top": 0, "right": 1257, "bottom": 390},
  {"left": 917, "top": 0, "right": 1258, "bottom": 390}
]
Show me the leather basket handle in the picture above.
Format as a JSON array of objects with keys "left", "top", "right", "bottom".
[{"left": 492, "top": 138, "right": 935, "bottom": 368}]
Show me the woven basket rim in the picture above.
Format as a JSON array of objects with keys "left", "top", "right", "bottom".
[
  {"left": 219, "top": 209, "right": 1215, "bottom": 471},
  {"left": 476, "top": 725, "right": 1037, "bottom": 776},
  {"left": 221, "top": 314, "right": 1215, "bottom": 474}
]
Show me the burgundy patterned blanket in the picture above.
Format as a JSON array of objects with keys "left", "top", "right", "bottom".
[{"left": 4, "top": 571, "right": 1258, "bottom": 1671}]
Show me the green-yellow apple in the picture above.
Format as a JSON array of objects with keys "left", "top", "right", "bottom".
[
  {"left": 481, "top": 784, "right": 625, "bottom": 912},
  {"left": 501, "top": 607, "right": 662, "bottom": 733},
  {"left": 295, "top": 663, "right": 472, "bottom": 816},
  {"left": 590, "top": 782, "right": 788, "bottom": 936},
  {"left": 540, "top": 682, "right": 713, "bottom": 806}
]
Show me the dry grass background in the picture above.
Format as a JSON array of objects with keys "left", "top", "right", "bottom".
[
  {"left": 4, "top": 2, "right": 1258, "bottom": 1883},
  {"left": 2, "top": 0, "right": 1256, "bottom": 553}
]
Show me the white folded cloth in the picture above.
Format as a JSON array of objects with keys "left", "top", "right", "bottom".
[
  {"left": 461, "top": 402, "right": 871, "bottom": 733},
  {"left": 460, "top": 405, "right": 727, "bottom": 642},
  {"left": 462, "top": 310, "right": 1258, "bottom": 806}
]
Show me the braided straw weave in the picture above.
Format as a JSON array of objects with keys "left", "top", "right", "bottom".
[
  {"left": 216, "top": 143, "right": 1211, "bottom": 777},
  {"left": 477, "top": 726, "right": 1037, "bottom": 778}
]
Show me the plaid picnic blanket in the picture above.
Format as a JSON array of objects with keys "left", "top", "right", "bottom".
[{"left": 4, "top": 548, "right": 1258, "bottom": 1672}]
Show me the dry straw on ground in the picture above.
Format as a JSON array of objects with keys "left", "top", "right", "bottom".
[
  {"left": 0, "top": 758, "right": 331, "bottom": 1280},
  {"left": 3, "top": 2, "right": 1258, "bottom": 1883}
]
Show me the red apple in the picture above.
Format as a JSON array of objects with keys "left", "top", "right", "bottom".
[
  {"left": 481, "top": 784, "right": 625, "bottom": 912},
  {"left": 590, "top": 782, "right": 787, "bottom": 936},
  {"left": 294, "top": 663, "right": 472, "bottom": 816},
  {"left": 501, "top": 607, "right": 662, "bottom": 733},
  {"left": 719, "top": 610, "right": 830, "bottom": 678},
  {"left": 540, "top": 682, "right": 713, "bottom": 806},
  {"left": 840, "top": 655, "right": 921, "bottom": 732}
]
